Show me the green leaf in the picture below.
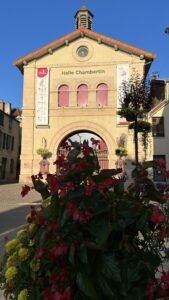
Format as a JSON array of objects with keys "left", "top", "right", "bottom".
[
  {"left": 60, "top": 209, "right": 70, "bottom": 227},
  {"left": 94, "top": 273, "right": 115, "bottom": 299},
  {"left": 96, "top": 253, "right": 121, "bottom": 283},
  {"left": 76, "top": 272, "right": 99, "bottom": 299},
  {"left": 78, "top": 244, "right": 88, "bottom": 264},
  {"left": 142, "top": 160, "right": 159, "bottom": 169},
  {"left": 99, "top": 168, "right": 122, "bottom": 177},
  {"left": 85, "top": 217, "right": 112, "bottom": 246},
  {"left": 136, "top": 209, "right": 150, "bottom": 228},
  {"left": 69, "top": 244, "right": 75, "bottom": 265}
]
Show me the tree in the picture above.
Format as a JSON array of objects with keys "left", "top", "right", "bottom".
[{"left": 117, "top": 75, "right": 152, "bottom": 165}]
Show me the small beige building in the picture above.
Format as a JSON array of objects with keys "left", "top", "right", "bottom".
[
  {"left": 14, "top": 5, "right": 156, "bottom": 183},
  {"left": 0, "top": 101, "right": 21, "bottom": 182},
  {"left": 149, "top": 80, "right": 169, "bottom": 183}
]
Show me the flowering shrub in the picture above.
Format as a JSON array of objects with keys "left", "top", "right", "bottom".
[
  {"left": 1, "top": 140, "right": 169, "bottom": 299},
  {"left": 36, "top": 148, "right": 49, "bottom": 158},
  {"left": 115, "top": 146, "right": 127, "bottom": 157}
]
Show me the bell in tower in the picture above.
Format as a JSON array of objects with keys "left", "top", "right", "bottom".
[{"left": 74, "top": 3, "right": 94, "bottom": 30}]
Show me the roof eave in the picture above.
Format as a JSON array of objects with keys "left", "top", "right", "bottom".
[{"left": 14, "top": 28, "right": 156, "bottom": 72}]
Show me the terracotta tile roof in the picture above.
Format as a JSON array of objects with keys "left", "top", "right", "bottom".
[{"left": 14, "top": 26, "right": 156, "bottom": 71}]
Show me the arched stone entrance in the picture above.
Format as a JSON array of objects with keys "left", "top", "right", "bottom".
[
  {"left": 57, "top": 131, "right": 109, "bottom": 170},
  {"left": 49, "top": 121, "right": 117, "bottom": 173}
]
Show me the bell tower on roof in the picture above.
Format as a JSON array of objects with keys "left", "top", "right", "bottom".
[{"left": 74, "top": 2, "right": 94, "bottom": 30}]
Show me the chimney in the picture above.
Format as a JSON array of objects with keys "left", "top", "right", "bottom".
[
  {"left": 4, "top": 102, "right": 11, "bottom": 115},
  {"left": 0, "top": 99, "right": 4, "bottom": 111}
]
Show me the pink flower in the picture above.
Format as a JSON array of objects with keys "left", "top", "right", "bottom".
[{"left": 21, "top": 185, "right": 31, "bottom": 197}]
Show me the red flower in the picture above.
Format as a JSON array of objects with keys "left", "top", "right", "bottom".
[
  {"left": 30, "top": 207, "right": 37, "bottom": 217},
  {"left": 35, "top": 248, "right": 45, "bottom": 258},
  {"left": 53, "top": 154, "right": 65, "bottom": 167},
  {"left": 160, "top": 271, "right": 169, "bottom": 284},
  {"left": 98, "top": 176, "right": 118, "bottom": 193},
  {"left": 42, "top": 288, "right": 53, "bottom": 300},
  {"left": 48, "top": 273, "right": 60, "bottom": 285},
  {"left": 150, "top": 206, "right": 166, "bottom": 224},
  {"left": 159, "top": 282, "right": 168, "bottom": 297},
  {"left": 165, "top": 170, "right": 169, "bottom": 178},
  {"left": 48, "top": 222, "right": 60, "bottom": 230},
  {"left": 47, "top": 174, "right": 60, "bottom": 195},
  {"left": 145, "top": 281, "right": 156, "bottom": 299},
  {"left": 85, "top": 177, "right": 96, "bottom": 196},
  {"left": 21, "top": 185, "right": 31, "bottom": 197},
  {"left": 67, "top": 202, "right": 77, "bottom": 215},
  {"left": 67, "top": 202, "right": 93, "bottom": 224},
  {"left": 60, "top": 141, "right": 71, "bottom": 151},
  {"left": 90, "top": 137, "right": 100, "bottom": 146},
  {"left": 81, "top": 143, "right": 93, "bottom": 156},
  {"left": 164, "top": 192, "right": 169, "bottom": 201},
  {"left": 72, "top": 209, "right": 92, "bottom": 224},
  {"left": 37, "top": 215, "right": 46, "bottom": 225},
  {"left": 27, "top": 216, "right": 33, "bottom": 224},
  {"left": 157, "top": 228, "right": 166, "bottom": 240},
  {"left": 62, "top": 288, "right": 72, "bottom": 299},
  {"left": 50, "top": 243, "right": 68, "bottom": 259}
]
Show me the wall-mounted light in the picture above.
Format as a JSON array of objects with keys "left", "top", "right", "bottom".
[{"left": 41, "top": 137, "right": 47, "bottom": 148}]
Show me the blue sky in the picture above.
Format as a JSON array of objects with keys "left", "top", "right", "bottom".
[{"left": 0, "top": 0, "right": 169, "bottom": 109}]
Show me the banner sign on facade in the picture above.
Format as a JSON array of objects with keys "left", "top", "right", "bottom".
[
  {"left": 117, "top": 64, "right": 130, "bottom": 125},
  {"left": 36, "top": 67, "right": 49, "bottom": 126}
]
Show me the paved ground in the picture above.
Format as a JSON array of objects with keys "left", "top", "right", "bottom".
[{"left": 0, "top": 182, "right": 41, "bottom": 299}]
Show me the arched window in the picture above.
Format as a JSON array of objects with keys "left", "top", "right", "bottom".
[
  {"left": 96, "top": 83, "right": 108, "bottom": 106},
  {"left": 77, "top": 84, "right": 88, "bottom": 107},
  {"left": 58, "top": 85, "right": 69, "bottom": 107}
]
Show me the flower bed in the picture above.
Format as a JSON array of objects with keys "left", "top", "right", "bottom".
[{"left": 1, "top": 140, "right": 169, "bottom": 299}]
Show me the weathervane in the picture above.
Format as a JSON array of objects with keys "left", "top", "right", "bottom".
[{"left": 82, "top": 0, "right": 86, "bottom": 5}]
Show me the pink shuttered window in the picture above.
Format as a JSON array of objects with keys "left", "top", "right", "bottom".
[
  {"left": 58, "top": 85, "right": 69, "bottom": 107},
  {"left": 77, "top": 84, "right": 88, "bottom": 106},
  {"left": 96, "top": 83, "right": 108, "bottom": 106}
]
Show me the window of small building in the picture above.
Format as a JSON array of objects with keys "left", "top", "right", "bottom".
[
  {"left": 0, "top": 111, "right": 4, "bottom": 126},
  {"left": 96, "top": 83, "right": 108, "bottom": 106},
  {"left": 152, "top": 117, "right": 164, "bottom": 137},
  {"left": 0, "top": 131, "right": 2, "bottom": 149},
  {"left": 153, "top": 155, "right": 166, "bottom": 182},
  {"left": 10, "top": 159, "right": 14, "bottom": 174},
  {"left": 3, "top": 133, "right": 6, "bottom": 149},
  {"left": 9, "top": 118, "right": 13, "bottom": 129},
  {"left": 11, "top": 136, "right": 14, "bottom": 151},
  {"left": 6, "top": 135, "right": 11, "bottom": 150},
  {"left": 77, "top": 84, "right": 88, "bottom": 107},
  {"left": 58, "top": 85, "right": 69, "bottom": 107}
]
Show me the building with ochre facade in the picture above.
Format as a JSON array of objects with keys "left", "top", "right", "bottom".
[{"left": 14, "top": 5, "right": 156, "bottom": 183}]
